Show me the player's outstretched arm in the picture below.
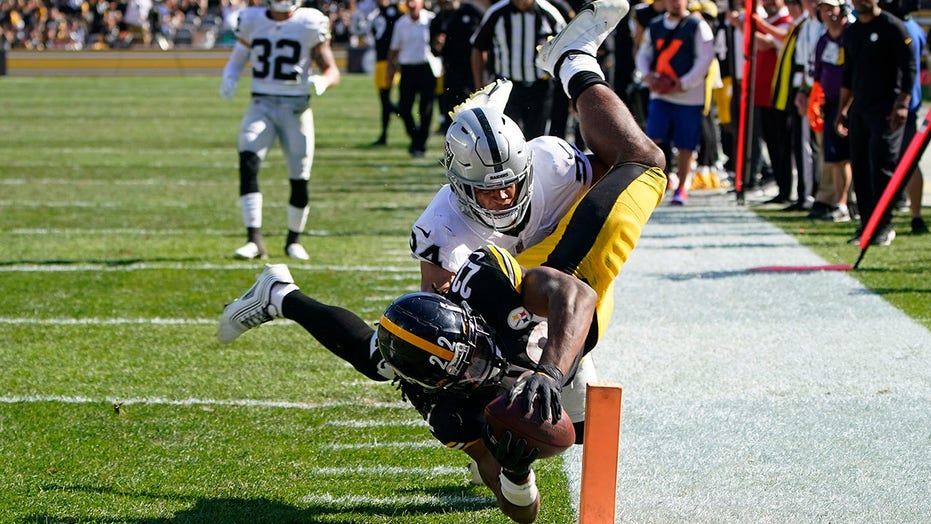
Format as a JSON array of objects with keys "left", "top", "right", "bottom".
[
  {"left": 520, "top": 265, "right": 597, "bottom": 379},
  {"left": 576, "top": 83, "right": 666, "bottom": 179},
  {"left": 465, "top": 438, "right": 541, "bottom": 523}
]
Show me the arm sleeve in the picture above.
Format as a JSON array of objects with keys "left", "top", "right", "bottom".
[
  {"left": 678, "top": 20, "right": 716, "bottom": 91},
  {"left": 899, "top": 25, "right": 917, "bottom": 101},
  {"left": 222, "top": 41, "right": 251, "bottom": 82}
]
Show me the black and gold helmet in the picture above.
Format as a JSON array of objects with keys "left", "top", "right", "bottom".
[{"left": 376, "top": 293, "right": 507, "bottom": 395}]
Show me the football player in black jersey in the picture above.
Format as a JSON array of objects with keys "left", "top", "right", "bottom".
[{"left": 218, "top": 0, "right": 664, "bottom": 520}]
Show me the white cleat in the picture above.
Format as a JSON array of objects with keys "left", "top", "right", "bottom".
[
  {"left": 233, "top": 241, "right": 268, "bottom": 260},
  {"left": 286, "top": 243, "right": 310, "bottom": 261},
  {"left": 217, "top": 264, "right": 295, "bottom": 343},
  {"left": 536, "top": 0, "right": 630, "bottom": 78}
]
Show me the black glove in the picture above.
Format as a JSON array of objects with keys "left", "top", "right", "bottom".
[
  {"left": 483, "top": 425, "right": 539, "bottom": 481},
  {"left": 508, "top": 364, "right": 564, "bottom": 422}
]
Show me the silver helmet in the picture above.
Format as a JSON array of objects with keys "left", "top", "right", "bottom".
[{"left": 443, "top": 107, "right": 533, "bottom": 232}]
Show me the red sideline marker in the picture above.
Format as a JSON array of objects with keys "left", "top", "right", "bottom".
[{"left": 853, "top": 114, "right": 931, "bottom": 268}]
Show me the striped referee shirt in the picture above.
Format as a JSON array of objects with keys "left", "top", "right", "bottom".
[{"left": 470, "top": 0, "right": 566, "bottom": 83}]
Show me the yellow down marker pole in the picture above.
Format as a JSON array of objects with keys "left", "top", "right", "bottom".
[{"left": 579, "top": 383, "right": 623, "bottom": 524}]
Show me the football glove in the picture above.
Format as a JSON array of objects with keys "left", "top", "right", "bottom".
[
  {"left": 219, "top": 77, "right": 238, "bottom": 100},
  {"left": 309, "top": 75, "right": 327, "bottom": 96},
  {"left": 508, "top": 365, "right": 564, "bottom": 422},
  {"left": 483, "top": 425, "right": 539, "bottom": 481}
]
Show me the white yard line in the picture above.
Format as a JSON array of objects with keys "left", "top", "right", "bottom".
[{"left": 0, "top": 395, "right": 408, "bottom": 411}]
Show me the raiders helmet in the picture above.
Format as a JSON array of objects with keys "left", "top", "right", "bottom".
[
  {"left": 266, "top": 0, "right": 300, "bottom": 13},
  {"left": 444, "top": 107, "right": 533, "bottom": 232},
  {"left": 376, "top": 293, "right": 507, "bottom": 394}
]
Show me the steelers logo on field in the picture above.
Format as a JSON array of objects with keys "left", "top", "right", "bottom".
[{"left": 507, "top": 307, "right": 533, "bottom": 330}]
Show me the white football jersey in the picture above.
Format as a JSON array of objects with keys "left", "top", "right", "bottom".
[
  {"left": 410, "top": 136, "right": 593, "bottom": 273},
  {"left": 235, "top": 7, "right": 331, "bottom": 97}
]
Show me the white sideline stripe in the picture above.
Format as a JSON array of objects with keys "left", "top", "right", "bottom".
[
  {"left": 11, "top": 228, "right": 388, "bottom": 237},
  {"left": 1, "top": 201, "right": 190, "bottom": 208},
  {"left": 0, "top": 317, "right": 390, "bottom": 328},
  {"left": 324, "top": 441, "right": 436, "bottom": 450},
  {"left": 314, "top": 466, "right": 463, "bottom": 476},
  {"left": 0, "top": 262, "right": 415, "bottom": 273},
  {"left": 301, "top": 493, "right": 491, "bottom": 506},
  {"left": 0, "top": 317, "right": 216, "bottom": 325},
  {"left": 0, "top": 395, "right": 409, "bottom": 411}
]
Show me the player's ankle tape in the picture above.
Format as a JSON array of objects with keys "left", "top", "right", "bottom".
[
  {"left": 567, "top": 71, "right": 610, "bottom": 104},
  {"left": 499, "top": 469, "right": 538, "bottom": 507}
]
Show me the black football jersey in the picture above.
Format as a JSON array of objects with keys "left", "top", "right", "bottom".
[{"left": 421, "top": 245, "right": 592, "bottom": 448}]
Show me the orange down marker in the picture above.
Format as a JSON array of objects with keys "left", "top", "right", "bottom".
[{"left": 579, "top": 383, "right": 623, "bottom": 524}]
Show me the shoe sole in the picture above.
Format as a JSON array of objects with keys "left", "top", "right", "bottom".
[
  {"left": 217, "top": 264, "right": 294, "bottom": 343},
  {"left": 536, "top": 0, "right": 629, "bottom": 76}
]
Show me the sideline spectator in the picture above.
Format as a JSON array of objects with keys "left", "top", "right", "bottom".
[
  {"left": 751, "top": 0, "right": 793, "bottom": 203},
  {"left": 781, "top": 0, "right": 823, "bottom": 211},
  {"left": 635, "top": 0, "right": 715, "bottom": 205},
  {"left": 386, "top": 0, "right": 437, "bottom": 157},
  {"left": 886, "top": 0, "right": 928, "bottom": 234},
  {"left": 218, "top": 0, "right": 341, "bottom": 260},
  {"left": 811, "top": 0, "right": 852, "bottom": 222},
  {"left": 470, "top": 0, "right": 566, "bottom": 139},
  {"left": 836, "top": 0, "right": 915, "bottom": 246},
  {"left": 367, "top": 0, "right": 403, "bottom": 145}
]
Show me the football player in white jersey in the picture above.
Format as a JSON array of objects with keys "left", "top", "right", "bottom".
[
  {"left": 219, "top": 0, "right": 340, "bottom": 261},
  {"left": 410, "top": 87, "right": 593, "bottom": 294}
]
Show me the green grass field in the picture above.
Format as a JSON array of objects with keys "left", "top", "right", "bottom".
[
  {"left": 0, "top": 75, "right": 573, "bottom": 523},
  {"left": 1, "top": 74, "right": 928, "bottom": 523}
]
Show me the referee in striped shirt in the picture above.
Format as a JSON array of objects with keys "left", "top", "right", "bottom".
[{"left": 470, "top": 0, "right": 566, "bottom": 138}]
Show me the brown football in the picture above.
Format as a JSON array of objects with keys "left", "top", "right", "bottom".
[
  {"left": 484, "top": 393, "right": 576, "bottom": 459},
  {"left": 651, "top": 74, "right": 677, "bottom": 95}
]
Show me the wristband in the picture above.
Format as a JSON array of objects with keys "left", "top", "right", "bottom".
[{"left": 499, "top": 469, "right": 538, "bottom": 507}]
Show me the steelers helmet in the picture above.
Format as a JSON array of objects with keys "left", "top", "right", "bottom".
[
  {"left": 266, "top": 0, "right": 300, "bottom": 13},
  {"left": 444, "top": 107, "right": 533, "bottom": 232},
  {"left": 376, "top": 293, "right": 507, "bottom": 394}
]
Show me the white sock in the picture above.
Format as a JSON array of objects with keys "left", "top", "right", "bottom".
[
  {"left": 269, "top": 283, "right": 299, "bottom": 316},
  {"left": 287, "top": 204, "right": 309, "bottom": 235},
  {"left": 240, "top": 192, "right": 262, "bottom": 229},
  {"left": 558, "top": 53, "right": 604, "bottom": 98}
]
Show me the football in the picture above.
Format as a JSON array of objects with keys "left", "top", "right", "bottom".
[
  {"left": 484, "top": 393, "right": 576, "bottom": 459},
  {"left": 650, "top": 74, "right": 677, "bottom": 95}
]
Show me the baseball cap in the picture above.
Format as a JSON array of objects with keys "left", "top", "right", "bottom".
[{"left": 817, "top": 0, "right": 844, "bottom": 6}]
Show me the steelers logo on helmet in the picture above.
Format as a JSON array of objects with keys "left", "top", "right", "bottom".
[
  {"left": 444, "top": 107, "right": 533, "bottom": 232},
  {"left": 376, "top": 293, "right": 508, "bottom": 395},
  {"left": 266, "top": 0, "right": 300, "bottom": 13}
]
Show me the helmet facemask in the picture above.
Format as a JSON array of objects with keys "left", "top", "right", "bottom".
[{"left": 444, "top": 108, "right": 533, "bottom": 232}]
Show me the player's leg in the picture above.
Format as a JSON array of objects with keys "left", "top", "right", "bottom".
[
  {"left": 218, "top": 264, "right": 393, "bottom": 382},
  {"left": 536, "top": 0, "right": 664, "bottom": 173},
  {"left": 235, "top": 99, "right": 276, "bottom": 259},
  {"left": 373, "top": 59, "right": 395, "bottom": 145},
  {"left": 516, "top": 161, "right": 665, "bottom": 340},
  {"left": 279, "top": 99, "right": 314, "bottom": 260}
]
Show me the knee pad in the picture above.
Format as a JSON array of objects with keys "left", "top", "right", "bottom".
[
  {"left": 239, "top": 151, "right": 261, "bottom": 196},
  {"left": 289, "top": 179, "right": 309, "bottom": 208}
]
